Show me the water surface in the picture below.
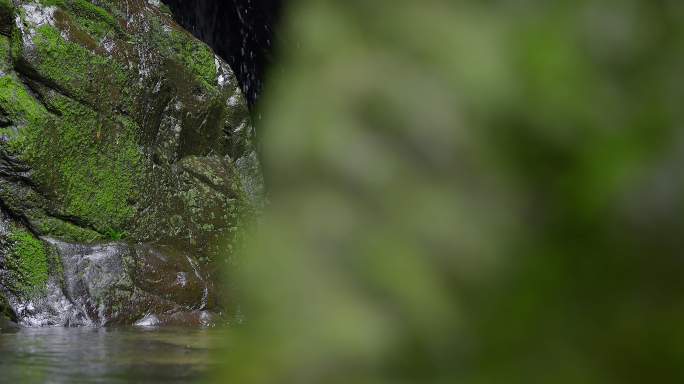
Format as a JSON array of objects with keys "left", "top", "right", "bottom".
[{"left": 0, "top": 327, "right": 224, "bottom": 383}]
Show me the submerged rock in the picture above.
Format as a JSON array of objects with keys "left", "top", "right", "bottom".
[{"left": 0, "top": 0, "right": 261, "bottom": 326}]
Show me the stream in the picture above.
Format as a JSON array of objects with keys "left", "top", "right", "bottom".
[{"left": 0, "top": 327, "right": 225, "bottom": 383}]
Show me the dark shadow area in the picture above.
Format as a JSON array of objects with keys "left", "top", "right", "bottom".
[{"left": 162, "top": 0, "right": 284, "bottom": 107}]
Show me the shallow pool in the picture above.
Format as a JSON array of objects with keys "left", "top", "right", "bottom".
[{"left": 0, "top": 326, "right": 226, "bottom": 383}]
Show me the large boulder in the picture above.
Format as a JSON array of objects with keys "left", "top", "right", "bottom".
[{"left": 0, "top": 0, "right": 261, "bottom": 326}]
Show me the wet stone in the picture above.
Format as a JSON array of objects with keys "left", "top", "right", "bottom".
[
  {"left": 0, "top": 0, "right": 261, "bottom": 326},
  {"left": 7, "top": 238, "right": 221, "bottom": 327}
]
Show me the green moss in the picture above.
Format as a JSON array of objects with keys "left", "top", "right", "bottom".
[
  {"left": 33, "top": 216, "right": 103, "bottom": 243},
  {"left": 17, "top": 93, "right": 143, "bottom": 235},
  {"left": 0, "top": 74, "right": 49, "bottom": 156},
  {"left": 40, "top": 0, "right": 117, "bottom": 27},
  {"left": 41, "top": 0, "right": 121, "bottom": 40},
  {"left": 0, "top": 23, "right": 141, "bottom": 240},
  {"left": 9, "top": 20, "right": 22, "bottom": 60},
  {"left": 0, "top": 181, "right": 102, "bottom": 243},
  {"left": 5, "top": 228, "right": 48, "bottom": 294},
  {"left": 30, "top": 24, "right": 131, "bottom": 109},
  {"left": 0, "top": 74, "right": 48, "bottom": 128},
  {"left": 159, "top": 3, "right": 172, "bottom": 17},
  {"left": 104, "top": 228, "right": 127, "bottom": 240},
  {"left": 0, "top": 35, "right": 9, "bottom": 71},
  {"left": 168, "top": 29, "right": 217, "bottom": 87},
  {"left": 65, "top": 0, "right": 118, "bottom": 29}
]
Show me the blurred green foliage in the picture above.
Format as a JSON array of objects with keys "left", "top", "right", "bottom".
[{"left": 217, "top": 0, "right": 684, "bottom": 382}]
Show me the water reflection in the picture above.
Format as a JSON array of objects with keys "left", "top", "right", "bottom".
[{"left": 0, "top": 327, "right": 224, "bottom": 383}]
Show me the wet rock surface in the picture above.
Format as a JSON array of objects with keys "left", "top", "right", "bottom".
[
  {"left": 0, "top": 0, "right": 261, "bottom": 326},
  {"left": 12, "top": 239, "right": 218, "bottom": 327}
]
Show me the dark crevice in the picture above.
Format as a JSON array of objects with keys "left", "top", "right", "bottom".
[
  {"left": 161, "top": 0, "right": 284, "bottom": 108},
  {"left": 15, "top": 60, "right": 136, "bottom": 123},
  {"left": 19, "top": 75, "right": 66, "bottom": 117},
  {"left": 13, "top": 59, "right": 75, "bottom": 111},
  {"left": 0, "top": 196, "right": 36, "bottom": 237},
  {"left": 0, "top": 151, "right": 104, "bottom": 238},
  {"left": 45, "top": 211, "right": 102, "bottom": 235},
  {"left": 0, "top": 150, "right": 38, "bottom": 189},
  {"left": 0, "top": 115, "right": 11, "bottom": 128}
]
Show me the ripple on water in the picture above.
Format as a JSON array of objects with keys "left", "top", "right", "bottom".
[{"left": 0, "top": 327, "right": 227, "bottom": 383}]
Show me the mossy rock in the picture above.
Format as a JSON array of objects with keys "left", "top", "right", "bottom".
[
  {"left": 1, "top": 0, "right": 260, "bottom": 247},
  {"left": 3, "top": 227, "right": 48, "bottom": 295},
  {"left": 0, "top": 0, "right": 262, "bottom": 325}
]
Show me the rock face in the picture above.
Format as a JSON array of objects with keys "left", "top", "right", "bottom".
[{"left": 0, "top": 0, "right": 261, "bottom": 327}]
